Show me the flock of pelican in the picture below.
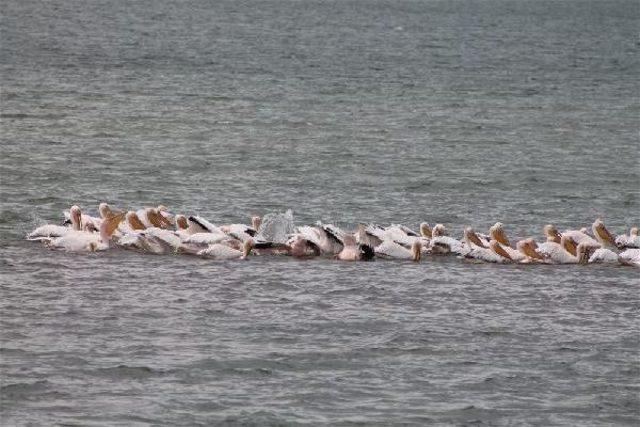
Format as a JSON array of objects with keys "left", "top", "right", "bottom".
[{"left": 26, "top": 203, "right": 640, "bottom": 267}]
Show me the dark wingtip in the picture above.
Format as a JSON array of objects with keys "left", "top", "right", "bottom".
[
  {"left": 188, "top": 216, "right": 212, "bottom": 232},
  {"left": 359, "top": 244, "right": 375, "bottom": 261},
  {"left": 322, "top": 225, "right": 342, "bottom": 245}
]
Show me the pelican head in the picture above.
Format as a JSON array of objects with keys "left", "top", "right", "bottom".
[
  {"left": 98, "top": 203, "right": 113, "bottom": 219},
  {"left": 592, "top": 219, "right": 616, "bottom": 248},
  {"left": 489, "top": 222, "right": 511, "bottom": 247},
  {"left": 420, "top": 222, "right": 432, "bottom": 238},
  {"left": 175, "top": 214, "right": 188, "bottom": 230},
  {"left": 543, "top": 224, "right": 561, "bottom": 243},
  {"left": 631, "top": 227, "right": 638, "bottom": 237},
  {"left": 70, "top": 205, "right": 82, "bottom": 231},
  {"left": 432, "top": 224, "right": 446, "bottom": 237},
  {"left": 126, "top": 211, "right": 146, "bottom": 230},
  {"left": 411, "top": 241, "right": 422, "bottom": 262},
  {"left": 251, "top": 216, "right": 262, "bottom": 231}
]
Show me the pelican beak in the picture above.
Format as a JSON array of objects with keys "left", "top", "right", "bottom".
[
  {"left": 468, "top": 229, "right": 487, "bottom": 248},
  {"left": 176, "top": 216, "right": 188, "bottom": 230},
  {"left": 420, "top": 223, "right": 432, "bottom": 238},
  {"left": 595, "top": 222, "right": 616, "bottom": 247},
  {"left": 104, "top": 212, "right": 126, "bottom": 237},
  {"left": 490, "top": 240, "right": 512, "bottom": 260},
  {"left": 412, "top": 242, "right": 422, "bottom": 262},
  {"left": 242, "top": 239, "right": 254, "bottom": 259},
  {"left": 129, "top": 212, "right": 146, "bottom": 230},
  {"left": 148, "top": 210, "right": 172, "bottom": 229},
  {"left": 494, "top": 228, "right": 510, "bottom": 247},
  {"left": 251, "top": 216, "right": 262, "bottom": 231}
]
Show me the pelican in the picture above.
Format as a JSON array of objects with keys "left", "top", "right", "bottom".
[
  {"left": 516, "top": 238, "right": 550, "bottom": 264},
  {"left": 337, "top": 234, "right": 374, "bottom": 261},
  {"left": 374, "top": 240, "right": 422, "bottom": 261},
  {"left": 618, "top": 248, "right": 640, "bottom": 267},
  {"left": 489, "top": 222, "right": 526, "bottom": 262},
  {"left": 220, "top": 216, "right": 262, "bottom": 242},
  {"left": 28, "top": 205, "right": 84, "bottom": 240},
  {"left": 251, "top": 236, "right": 322, "bottom": 258},
  {"left": 561, "top": 227, "right": 598, "bottom": 246},
  {"left": 43, "top": 212, "right": 125, "bottom": 252},
  {"left": 136, "top": 207, "right": 173, "bottom": 229},
  {"left": 460, "top": 228, "right": 509, "bottom": 263},
  {"left": 591, "top": 219, "right": 617, "bottom": 249},
  {"left": 198, "top": 239, "right": 254, "bottom": 260},
  {"left": 292, "top": 223, "right": 344, "bottom": 255},
  {"left": 615, "top": 227, "right": 640, "bottom": 249},
  {"left": 430, "top": 224, "right": 464, "bottom": 255},
  {"left": 535, "top": 236, "right": 588, "bottom": 264}
]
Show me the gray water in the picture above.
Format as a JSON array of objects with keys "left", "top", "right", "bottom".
[{"left": 1, "top": 0, "right": 639, "bottom": 425}]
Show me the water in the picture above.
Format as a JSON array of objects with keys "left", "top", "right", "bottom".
[{"left": 1, "top": 0, "right": 639, "bottom": 425}]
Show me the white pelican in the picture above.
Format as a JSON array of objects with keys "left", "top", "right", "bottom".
[
  {"left": 430, "top": 224, "right": 464, "bottom": 255},
  {"left": 489, "top": 222, "right": 526, "bottom": 262},
  {"left": 618, "top": 248, "right": 640, "bottom": 267},
  {"left": 28, "top": 205, "right": 83, "bottom": 240},
  {"left": 220, "top": 216, "right": 261, "bottom": 243},
  {"left": 615, "top": 227, "right": 640, "bottom": 249},
  {"left": 136, "top": 208, "right": 173, "bottom": 229},
  {"left": 516, "top": 238, "right": 550, "bottom": 264},
  {"left": 561, "top": 227, "right": 598, "bottom": 246},
  {"left": 250, "top": 237, "right": 322, "bottom": 258},
  {"left": 43, "top": 212, "right": 125, "bottom": 252},
  {"left": 460, "top": 228, "right": 509, "bottom": 263},
  {"left": 374, "top": 240, "right": 422, "bottom": 261},
  {"left": 292, "top": 223, "right": 344, "bottom": 255},
  {"left": 535, "top": 236, "right": 588, "bottom": 264},
  {"left": 198, "top": 239, "right": 254, "bottom": 260},
  {"left": 591, "top": 219, "right": 617, "bottom": 249}
]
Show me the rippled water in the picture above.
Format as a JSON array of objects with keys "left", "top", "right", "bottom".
[{"left": 1, "top": 0, "right": 639, "bottom": 425}]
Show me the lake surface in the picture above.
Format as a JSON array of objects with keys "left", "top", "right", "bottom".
[{"left": 1, "top": 0, "right": 638, "bottom": 425}]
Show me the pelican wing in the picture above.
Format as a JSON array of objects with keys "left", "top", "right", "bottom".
[
  {"left": 618, "top": 248, "right": 640, "bottom": 267},
  {"left": 27, "top": 224, "right": 71, "bottom": 240},
  {"left": 184, "top": 232, "right": 228, "bottom": 245},
  {"left": 375, "top": 240, "right": 412, "bottom": 259},
  {"left": 198, "top": 244, "right": 243, "bottom": 260}
]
